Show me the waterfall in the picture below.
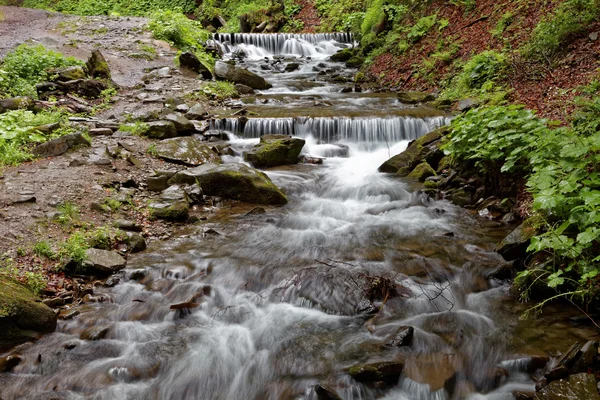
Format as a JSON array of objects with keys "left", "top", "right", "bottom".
[
  {"left": 210, "top": 116, "right": 449, "bottom": 144},
  {"left": 211, "top": 32, "right": 355, "bottom": 58}
]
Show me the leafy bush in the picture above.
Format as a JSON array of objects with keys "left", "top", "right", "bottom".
[
  {"left": 200, "top": 81, "right": 238, "bottom": 101},
  {"left": 33, "top": 241, "right": 56, "bottom": 259},
  {"left": 0, "top": 109, "right": 73, "bottom": 167},
  {"left": 361, "top": 0, "right": 385, "bottom": 36},
  {"left": 58, "top": 232, "right": 89, "bottom": 266},
  {"left": 523, "top": 0, "right": 600, "bottom": 61},
  {"left": 316, "top": 0, "right": 367, "bottom": 32},
  {"left": 0, "top": 44, "right": 83, "bottom": 98},
  {"left": 21, "top": 0, "right": 197, "bottom": 16},
  {"left": 407, "top": 14, "right": 437, "bottom": 42}
]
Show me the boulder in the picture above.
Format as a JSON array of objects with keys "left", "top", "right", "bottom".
[
  {"left": 397, "top": 91, "right": 436, "bottom": 104},
  {"left": 83, "top": 249, "right": 126, "bottom": 274},
  {"left": 53, "top": 66, "right": 86, "bottom": 81},
  {"left": 214, "top": 61, "right": 272, "bottom": 90},
  {"left": 86, "top": 50, "right": 111, "bottom": 80},
  {"left": 149, "top": 200, "right": 189, "bottom": 221},
  {"left": 314, "top": 384, "right": 342, "bottom": 400},
  {"left": 126, "top": 232, "right": 147, "bottom": 253},
  {"left": 0, "top": 276, "right": 57, "bottom": 351},
  {"left": 155, "top": 137, "right": 221, "bottom": 166},
  {"left": 163, "top": 113, "right": 194, "bottom": 133},
  {"left": 378, "top": 127, "right": 448, "bottom": 173},
  {"left": 235, "top": 84, "right": 255, "bottom": 95},
  {"left": 285, "top": 62, "right": 301, "bottom": 72},
  {"left": 178, "top": 52, "right": 213, "bottom": 79},
  {"left": 32, "top": 132, "right": 91, "bottom": 158},
  {"left": 168, "top": 163, "right": 287, "bottom": 205},
  {"left": 144, "top": 121, "right": 177, "bottom": 139},
  {"left": 345, "top": 56, "right": 365, "bottom": 68},
  {"left": 329, "top": 48, "right": 354, "bottom": 62},
  {"left": 535, "top": 373, "right": 600, "bottom": 400},
  {"left": 495, "top": 222, "right": 538, "bottom": 261},
  {"left": 408, "top": 162, "right": 436, "bottom": 182},
  {"left": 386, "top": 325, "right": 414, "bottom": 347},
  {"left": 348, "top": 361, "right": 404, "bottom": 384},
  {"left": 0, "top": 96, "right": 35, "bottom": 113},
  {"left": 244, "top": 134, "right": 305, "bottom": 168},
  {"left": 185, "top": 103, "right": 208, "bottom": 120}
]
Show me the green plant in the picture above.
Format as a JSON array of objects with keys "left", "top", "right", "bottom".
[
  {"left": 407, "top": 14, "right": 437, "bottom": 43},
  {"left": 200, "top": 81, "right": 238, "bottom": 101},
  {"left": 491, "top": 12, "right": 514, "bottom": 38},
  {"left": 16, "top": 247, "right": 27, "bottom": 257},
  {"left": 119, "top": 121, "right": 149, "bottom": 136},
  {"left": 0, "top": 44, "right": 83, "bottom": 98},
  {"left": 33, "top": 240, "right": 56, "bottom": 259},
  {"left": 56, "top": 201, "right": 81, "bottom": 224},
  {"left": 361, "top": 0, "right": 385, "bottom": 36},
  {"left": 24, "top": 270, "right": 47, "bottom": 294},
  {"left": 103, "top": 197, "right": 122, "bottom": 212},
  {"left": 58, "top": 231, "right": 89, "bottom": 265},
  {"left": 523, "top": 0, "right": 600, "bottom": 62},
  {"left": 22, "top": 0, "right": 197, "bottom": 16},
  {"left": 147, "top": 143, "right": 159, "bottom": 156}
]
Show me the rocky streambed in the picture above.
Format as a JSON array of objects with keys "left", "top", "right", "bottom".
[{"left": 1, "top": 10, "right": 600, "bottom": 400}]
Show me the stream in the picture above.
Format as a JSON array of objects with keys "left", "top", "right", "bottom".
[{"left": 1, "top": 33, "right": 598, "bottom": 400}]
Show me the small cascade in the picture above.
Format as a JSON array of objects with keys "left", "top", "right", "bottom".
[
  {"left": 212, "top": 32, "right": 354, "bottom": 58},
  {"left": 210, "top": 116, "right": 448, "bottom": 144}
]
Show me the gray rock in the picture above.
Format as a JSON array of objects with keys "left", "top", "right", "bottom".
[
  {"left": 144, "top": 121, "right": 177, "bottom": 139},
  {"left": 386, "top": 326, "right": 414, "bottom": 347},
  {"left": 113, "top": 219, "right": 142, "bottom": 232},
  {"left": 84, "top": 249, "right": 126, "bottom": 274},
  {"left": 214, "top": 61, "right": 272, "bottom": 90},
  {"left": 179, "top": 52, "right": 213, "bottom": 79},
  {"left": 535, "top": 373, "right": 600, "bottom": 400},
  {"left": 149, "top": 200, "right": 189, "bottom": 221},
  {"left": 168, "top": 162, "right": 287, "bottom": 205},
  {"left": 496, "top": 223, "right": 537, "bottom": 261},
  {"left": 32, "top": 133, "right": 91, "bottom": 158},
  {"left": 0, "top": 96, "right": 35, "bottom": 113},
  {"left": 234, "top": 84, "right": 255, "bottom": 95},
  {"left": 155, "top": 136, "right": 221, "bottom": 166},
  {"left": 590, "top": 31, "right": 599, "bottom": 41},
  {"left": 164, "top": 113, "right": 194, "bottom": 133},
  {"left": 244, "top": 134, "right": 305, "bottom": 168},
  {"left": 457, "top": 98, "right": 479, "bottom": 112},
  {"left": 147, "top": 175, "right": 171, "bottom": 192},
  {"left": 126, "top": 232, "right": 146, "bottom": 253},
  {"left": 89, "top": 128, "right": 113, "bottom": 136},
  {"left": 185, "top": 103, "right": 208, "bottom": 120}
]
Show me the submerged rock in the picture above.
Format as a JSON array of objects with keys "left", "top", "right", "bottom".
[
  {"left": 214, "top": 61, "right": 272, "bottom": 90},
  {"left": 244, "top": 134, "right": 306, "bottom": 168},
  {"left": 347, "top": 361, "right": 404, "bottom": 384},
  {"left": 168, "top": 163, "right": 288, "bottom": 205},
  {"left": 155, "top": 137, "right": 221, "bottom": 166},
  {"left": 0, "top": 276, "right": 57, "bottom": 351}
]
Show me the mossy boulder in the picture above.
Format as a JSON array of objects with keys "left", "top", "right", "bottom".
[
  {"left": 244, "top": 134, "right": 305, "bottom": 168},
  {"left": 86, "top": 49, "right": 111, "bottom": 80},
  {"left": 214, "top": 61, "right": 272, "bottom": 90},
  {"left": 378, "top": 126, "right": 448, "bottom": 174},
  {"left": 54, "top": 66, "right": 86, "bottom": 81},
  {"left": 535, "top": 373, "right": 600, "bottom": 400},
  {"left": 149, "top": 200, "right": 190, "bottom": 221},
  {"left": 0, "top": 276, "right": 57, "bottom": 351},
  {"left": 347, "top": 361, "right": 404, "bottom": 384},
  {"left": 144, "top": 121, "right": 177, "bottom": 139},
  {"left": 329, "top": 48, "right": 355, "bottom": 62},
  {"left": 168, "top": 163, "right": 288, "bottom": 205},
  {"left": 408, "top": 162, "right": 436, "bottom": 182},
  {"left": 155, "top": 137, "right": 221, "bottom": 166},
  {"left": 496, "top": 221, "right": 539, "bottom": 261},
  {"left": 397, "top": 91, "right": 436, "bottom": 104},
  {"left": 346, "top": 56, "right": 365, "bottom": 68}
]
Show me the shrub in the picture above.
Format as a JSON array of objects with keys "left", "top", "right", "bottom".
[
  {"left": 58, "top": 232, "right": 89, "bottom": 265},
  {"left": 56, "top": 201, "right": 81, "bottom": 225},
  {"left": 0, "top": 44, "right": 83, "bottom": 98},
  {"left": 21, "top": 0, "right": 198, "bottom": 16},
  {"left": 200, "top": 81, "right": 238, "bottom": 101},
  {"left": 407, "top": 14, "right": 437, "bottom": 42},
  {"left": 361, "top": 0, "right": 385, "bottom": 36},
  {"left": 33, "top": 241, "right": 56, "bottom": 259}
]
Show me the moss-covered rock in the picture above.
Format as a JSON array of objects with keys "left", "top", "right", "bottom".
[
  {"left": 86, "top": 49, "right": 111, "bottom": 80},
  {"left": 346, "top": 56, "right": 365, "bottom": 68},
  {"left": 496, "top": 221, "right": 539, "bottom": 261},
  {"left": 244, "top": 134, "right": 305, "bottom": 168},
  {"left": 408, "top": 162, "right": 436, "bottom": 182},
  {"left": 144, "top": 121, "right": 177, "bottom": 139},
  {"left": 0, "top": 96, "right": 35, "bottom": 114},
  {"left": 149, "top": 200, "right": 190, "bottom": 221},
  {"left": 397, "top": 91, "right": 436, "bottom": 104},
  {"left": 168, "top": 163, "right": 288, "bottom": 205},
  {"left": 156, "top": 137, "right": 221, "bottom": 166},
  {"left": 0, "top": 276, "right": 57, "bottom": 351},
  {"left": 379, "top": 126, "right": 449, "bottom": 174},
  {"left": 347, "top": 361, "right": 404, "bottom": 384},
  {"left": 329, "top": 48, "right": 355, "bottom": 62},
  {"left": 424, "top": 180, "right": 438, "bottom": 189}
]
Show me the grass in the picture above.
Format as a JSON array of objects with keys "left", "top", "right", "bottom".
[
  {"left": 33, "top": 240, "right": 56, "bottom": 259},
  {"left": 55, "top": 201, "right": 81, "bottom": 225}
]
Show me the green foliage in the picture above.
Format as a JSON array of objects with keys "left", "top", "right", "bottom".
[
  {"left": 523, "top": 0, "right": 600, "bottom": 62},
  {"left": 24, "top": 270, "right": 47, "bottom": 295},
  {"left": 200, "top": 81, "right": 238, "bottom": 101},
  {"left": 491, "top": 12, "right": 514, "bottom": 38},
  {"left": 147, "top": 143, "right": 159, "bottom": 156},
  {"left": 33, "top": 241, "right": 56, "bottom": 259},
  {"left": 119, "top": 121, "right": 149, "bottom": 136},
  {"left": 148, "top": 10, "right": 214, "bottom": 69},
  {"left": 56, "top": 201, "right": 81, "bottom": 225},
  {"left": 316, "top": 0, "right": 367, "bottom": 32},
  {"left": 0, "top": 258, "right": 47, "bottom": 295},
  {"left": 58, "top": 232, "right": 89, "bottom": 265},
  {"left": 0, "top": 109, "right": 73, "bottom": 167},
  {"left": 102, "top": 197, "right": 122, "bottom": 213},
  {"left": 198, "top": 0, "right": 271, "bottom": 32},
  {"left": 87, "top": 226, "right": 124, "bottom": 249},
  {"left": 407, "top": 14, "right": 437, "bottom": 42},
  {"left": 450, "top": 0, "right": 476, "bottom": 12},
  {"left": 0, "top": 44, "right": 83, "bottom": 98},
  {"left": 21, "top": 0, "right": 197, "bottom": 16}
]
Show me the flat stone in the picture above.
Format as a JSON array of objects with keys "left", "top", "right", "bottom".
[
  {"left": 32, "top": 133, "right": 91, "bottom": 158},
  {"left": 185, "top": 103, "right": 208, "bottom": 120},
  {"left": 155, "top": 136, "right": 221, "bottom": 166},
  {"left": 83, "top": 248, "right": 126, "bottom": 274},
  {"left": 89, "top": 128, "right": 113, "bottom": 136},
  {"left": 163, "top": 113, "right": 194, "bottom": 133}
]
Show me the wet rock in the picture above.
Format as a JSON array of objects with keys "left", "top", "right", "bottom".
[
  {"left": 155, "top": 136, "right": 221, "bottom": 166},
  {"left": 183, "top": 183, "right": 204, "bottom": 204},
  {"left": 214, "top": 61, "right": 272, "bottom": 90},
  {"left": 572, "top": 340, "right": 599, "bottom": 373},
  {"left": 285, "top": 62, "right": 300, "bottom": 72},
  {"left": 386, "top": 325, "right": 414, "bottom": 347},
  {"left": 513, "top": 391, "right": 535, "bottom": 400},
  {"left": 113, "top": 219, "right": 142, "bottom": 232},
  {"left": 299, "top": 155, "right": 324, "bottom": 164},
  {"left": 86, "top": 49, "right": 111, "bottom": 80},
  {"left": 0, "top": 276, "right": 57, "bottom": 351},
  {"left": 378, "top": 127, "right": 448, "bottom": 173},
  {"left": 126, "top": 232, "right": 147, "bottom": 253},
  {"left": 168, "top": 163, "right": 288, "bottom": 205},
  {"left": 32, "top": 132, "right": 91, "bottom": 158},
  {"left": 535, "top": 373, "right": 600, "bottom": 400},
  {"left": 185, "top": 103, "right": 208, "bottom": 120},
  {"left": 144, "top": 121, "right": 177, "bottom": 139},
  {"left": 244, "top": 134, "right": 306, "bottom": 168},
  {"left": 0, "top": 354, "right": 22, "bottom": 372},
  {"left": 235, "top": 84, "right": 255, "bottom": 95},
  {"left": 246, "top": 207, "right": 266, "bottom": 215},
  {"left": 42, "top": 297, "right": 65, "bottom": 308},
  {"left": 104, "top": 275, "right": 121, "bottom": 287},
  {"left": 397, "top": 91, "right": 436, "bottom": 104},
  {"left": 314, "top": 384, "right": 342, "bottom": 400},
  {"left": 58, "top": 309, "right": 80, "bottom": 320},
  {"left": 149, "top": 200, "right": 189, "bottom": 221},
  {"left": 496, "top": 222, "right": 538, "bottom": 261},
  {"left": 448, "top": 188, "right": 472, "bottom": 207},
  {"left": 163, "top": 113, "right": 194, "bottom": 133},
  {"left": 347, "top": 361, "right": 404, "bottom": 384},
  {"left": 54, "top": 66, "right": 86, "bottom": 81},
  {"left": 408, "top": 162, "right": 436, "bottom": 182},
  {"left": 80, "top": 326, "right": 110, "bottom": 341},
  {"left": 0, "top": 96, "right": 35, "bottom": 113},
  {"left": 83, "top": 248, "right": 126, "bottom": 274},
  {"left": 178, "top": 52, "right": 213, "bottom": 79},
  {"left": 147, "top": 175, "right": 171, "bottom": 192}
]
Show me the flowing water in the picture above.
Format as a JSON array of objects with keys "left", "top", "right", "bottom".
[{"left": 1, "top": 33, "right": 598, "bottom": 400}]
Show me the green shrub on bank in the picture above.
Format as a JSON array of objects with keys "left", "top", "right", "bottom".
[
  {"left": 21, "top": 0, "right": 197, "bottom": 16},
  {"left": 0, "top": 44, "right": 83, "bottom": 98},
  {"left": 523, "top": 0, "right": 600, "bottom": 61},
  {"left": 0, "top": 109, "right": 74, "bottom": 167}
]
